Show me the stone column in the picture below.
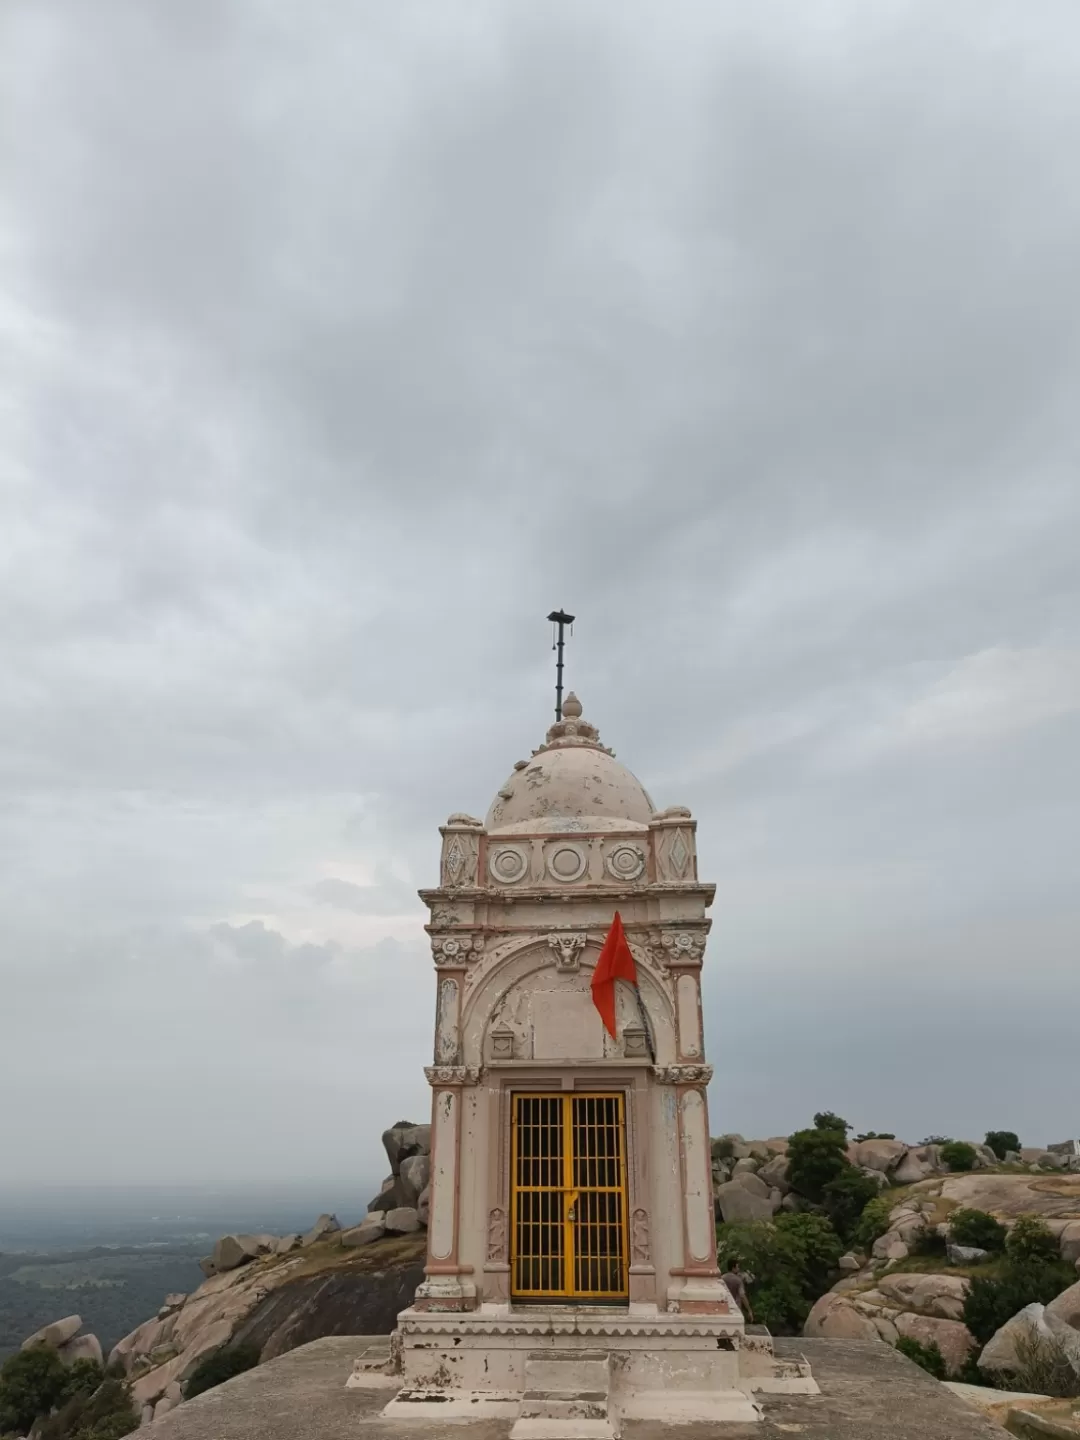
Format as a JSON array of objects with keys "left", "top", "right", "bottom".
[{"left": 415, "top": 1065, "right": 479, "bottom": 1312}]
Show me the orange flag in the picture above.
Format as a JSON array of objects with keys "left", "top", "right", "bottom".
[{"left": 591, "top": 911, "right": 638, "bottom": 1039}]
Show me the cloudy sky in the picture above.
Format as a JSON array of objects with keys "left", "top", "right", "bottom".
[{"left": 2, "top": 0, "right": 1078, "bottom": 1195}]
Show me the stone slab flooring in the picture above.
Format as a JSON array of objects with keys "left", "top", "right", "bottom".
[{"left": 144, "top": 1335, "right": 1008, "bottom": 1440}]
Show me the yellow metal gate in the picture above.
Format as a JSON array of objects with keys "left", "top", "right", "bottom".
[{"left": 510, "top": 1093, "right": 629, "bottom": 1302}]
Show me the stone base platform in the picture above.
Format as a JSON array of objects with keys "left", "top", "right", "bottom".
[
  {"left": 139, "top": 1335, "right": 1013, "bottom": 1440},
  {"left": 361, "top": 1306, "right": 817, "bottom": 1427}
]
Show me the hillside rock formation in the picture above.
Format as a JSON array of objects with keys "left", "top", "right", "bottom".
[{"left": 20, "top": 1314, "right": 103, "bottom": 1367}]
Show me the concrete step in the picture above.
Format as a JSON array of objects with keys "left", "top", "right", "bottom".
[{"left": 510, "top": 1350, "right": 617, "bottom": 1440}]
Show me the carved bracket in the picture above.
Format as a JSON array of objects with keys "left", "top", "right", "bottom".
[
  {"left": 653, "top": 1064, "right": 713, "bottom": 1085},
  {"left": 424, "top": 1065, "right": 481, "bottom": 1086},
  {"left": 660, "top": 929, "right": 706, "bottom": 964},
  {"left": 546, "top": 931, "right": 587, "bottom": 972},
  {"left": 431, "top": 933, "right": 485, "bottom": 966}
]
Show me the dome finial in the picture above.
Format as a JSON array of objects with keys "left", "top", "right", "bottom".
[{"left": 562, "top": 691, "right": 582, "bottom": 719}]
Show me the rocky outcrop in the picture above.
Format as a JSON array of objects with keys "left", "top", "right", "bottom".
[
  {"left": 979, "top": 1300, "right": 1080, "bottom": 1382},
  {"left": 804, "top": 1283, "right": 977, "bottom": 1371},
  {"left": 367, "top": 1122, "right": 433, "bottom": 1214},
  {"left": 20, "top": 1315, "right": 104, "bottom": 1368}
]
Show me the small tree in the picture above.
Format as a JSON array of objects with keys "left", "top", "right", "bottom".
[
  {"left": 0, "top": 1346, "right": 70, "bottom": 1435},
  {"left": 1006, "top": 1216, "right": 1060, "bottom": 1267},
  {"left": 788, "top": 1126, "right": 850, "bottom": 1202},
  {"left": 854, "top": 1195, "right": 893, "bottom": 1252},
  {"left": 813, "top": 1112, "right": 851, "bottom": 1136},
  {"left": 940, "top": 1141, "right": 977, "bottom": 1173},
  {"left": 985, "top": 1130, "right": 1021, "bottom": 1161},
  {"left": 821, "top": 1168, "right": 882, "bottom": 1244},
  {"left": 949, "top": 1208, "right": 1007, "bottom": 1252}
]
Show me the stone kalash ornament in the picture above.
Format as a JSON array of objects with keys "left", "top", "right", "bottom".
[{"left": 359, "top": 691, "right": 816, "bottom": 1429}]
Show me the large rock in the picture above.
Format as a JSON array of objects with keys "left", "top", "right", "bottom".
[
  {"left": 341, "top": 1215, "right": 386, "bottom": 1248},
  {"left": 853, "top": 1139, "right": 908, "bottom": 1174},
  {"left": 893, "top": 1145, "right": 944, "bottom": 1185},
  {"left": 383, "top": 1207, "right": 421, "bottom": 1236},
  {"left": 399, "top": 1154, "right": 431, "bottom": 1205},
  {"left": 302, "top": 1213, "right": 341, "bottom": 1247},
  {"left": 274, "top": 1234, "right": 302, "bottom": 1255},
  {"left": 980, "top": 1302, "right": 1080, "bottom": 1379},
  {"left": 417, "top": 1185, "right": 431, "bottom": 1226},
  {"left": 803, "top": 1294, "right": 879, "bottom": 1341},
  {"left": 876, "top": 1273, "right": 970, "bottom": 1322},
  {"left": 714, "top": 1180, "right": 774, "bottom": 1223},
  {"left": 367, "top": 1176, "right": 408, "bottom": 1214},
  {"left": 382, "top": 1123, "right": 432, "bottom": 1172},
  {"left": 894, "top": 1313, "right": 976, "bottom": 1373},
  {"left": 22, "top": 1315, "right": 83, "bottom": 1351},
  {"left": 212, "top": 1234, "right": 266, "bottom": 1273},
  {"left": 939, "top": 1172, "right": 1080, "bottom": 1219},
  {"left": 1046, "top": 1278, "right": 1080, "bottom": 1330},
  {"left": 57, "top": 1333, "right": 103, "bottom": 1367},
  {"left": 731, "top": 1170, "right": 770, "bottom": 1199},
  {"left": 758, "top": 1155, "right": 791, "bottom": 1193},
  {"left": 948, "top": 1244, "right": 989, "bottom": 1265}
]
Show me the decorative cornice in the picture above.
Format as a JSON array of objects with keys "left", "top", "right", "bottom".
[
  {"left": 424, "top": 1065, "right": 481, "bottom": 1087},
  {"left": 653, "top": 1064, "right": 713, "bottom": 1085},
  {"left": 399, "top": 1315, "right": 740, "bottom": 1339}
]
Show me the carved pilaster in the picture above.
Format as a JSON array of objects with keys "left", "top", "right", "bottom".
[{"left": 439, "top": 814, "right": 484, "bottom": 889}]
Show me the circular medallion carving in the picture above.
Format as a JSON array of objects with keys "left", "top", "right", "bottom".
[
  {"left": 489, "top": 845, "right": 528, "bottom": 884},
  {"left": 605, "top": 842, "right": 645, "bottom": 882},
  {"left": 547, "top": 843, "right": 587, "bottom": 882}
]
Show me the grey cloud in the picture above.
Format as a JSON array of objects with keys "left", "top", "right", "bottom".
[{"left": 1, "top": 0, "right": 1078, "bottom": 1184}]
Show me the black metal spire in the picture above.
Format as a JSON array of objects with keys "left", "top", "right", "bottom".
[{"left": 547, "top": 609, "right": 575, "bottom": 721}]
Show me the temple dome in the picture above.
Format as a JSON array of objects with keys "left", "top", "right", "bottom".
[{"left": 485, "top": 694, "right": 656, "bottom": 834}]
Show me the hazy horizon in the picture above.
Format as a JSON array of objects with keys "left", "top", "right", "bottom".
[{"left": 2, "top": 0, "right": 1078, "bottom": 1187}]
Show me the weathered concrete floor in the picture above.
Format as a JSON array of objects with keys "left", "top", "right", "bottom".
[{"left": 146, "top": 1335, "right": 1007, "bottom": 1440}]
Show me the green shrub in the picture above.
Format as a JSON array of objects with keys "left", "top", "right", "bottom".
[
  {"left": 717, "top": 1213, "right": 842, "bottom": 1335},
  {"left": 0, "top": 1346, "right": 70, "bottom": 1434},
  {"left": 711, "top": 1137, "right": 735, "bottom": 1161},
  {"left": 813, "top": 1112, "right": 851, "bottom": 1136},
  {"left": 821, "top": 1167, "right": 882, "bottom": 1244},
  {"left": 985, "top": 1131, "right": 1021, "bottom": 1162},
  {"left": 921, "top": 1135, "right": 951, "bottom": 1146},
  {"left": 185, "top": 1343, "right": 261, "bottom": 1400},
  {"left": 963, "top": 1258, "right": 1076, "bottom": 1345},
  {"left": 854, "top": 1132, "right": 895, "bottom": 1141},
  {"left": 895, "top": 1336, "right": 947, "bottom": 1379},
  {"left": 940, "top": 1141, "right": 977, "bottom": 1173},
  {"left": 1006, "top": 1216, "right": 1060, "bottom": 1267},
  {"left": 853, "top": 1195, "right": 893, "bottom": 1252},
  {"left": 787, "top": 1126, "right": 849, "bottom": 1202},
  {"left": 36, "top": 1376, "right": 137, "bottom": 1440},
  {"left": 949, "top": 1208, "right": 1007, "bottom": 1252}
]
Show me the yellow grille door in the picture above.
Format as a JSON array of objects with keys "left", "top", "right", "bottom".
[{"left": 511, "top": 1092, "right": 628, "bottom": 1302}]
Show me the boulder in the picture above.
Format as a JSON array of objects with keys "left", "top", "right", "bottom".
[
  {"left": 893, "top": 1145, "right": 944, "bottom": 1185},
  {"left": 383, "top": 1206, "right": 421, "bottom": 1235},
  {"left": 731, "top": 1171, "right": 770, "bottom": 1199},
  {"left": 1034, "top": 1150, "right": 1069, "bottom": 1171},
  {"left": 732, "top": 1157, "right": 760, "bottom": 1176},
  {"left": 399, "top": 1154, "right": 431, "bottom": 1204},
  {"left": 853, "top": 1139, "right": 908, "bottom": 1174},
  {"left": 1046, "top": 1278, "right": 1080, "bottom": 1330},
  {"left": 382, "top": 1123, "right": 432, "bottom": 1171},
  {"left": 22, "top": 1315, "right": 83, "bottom": 1351},
  {"left": 860, "top": 1167, "right": 890, "bottom": 1191},
  {"left": 948, "top": 1244, "right": 989, "bottom": 1265},
  {"left": 871, "top": 1234, "right": 909, "bottom": 1262},
  {"left": 895, "top": 1313, "right": 976, "bottom": 1373},
  {"left": 154, "top": 1396, "right": 178, "bottom": 1420},
  {"left": 212, "top": 1234, "right": 265, "bottom": 1273},
  {"left": 302, "top": 1213, "right": 341, "bottom": 1247},
  {"left": 417, "top": 1185, "right": 431, "bottom": 1226},
  {"left": 876, "top": 1273, "right": 970, "bottom": 1321},
  {"left": 980, "top": 1302, "right": 1080, "bottom": 1379},
  {"left": 367, "top": 1176, "right": 407, "bottom": 1214},
  {"left": 1058, "top": 1222, "right": 1080, "bottom": 1266},
  {"left": 768, "top": 1188, "right": 783, "bottom": 1215},
  {"left": 141, "top": 1404, "right": 154, "bottom": 1426},
  {"left": 758, "top": 1155, "right": 791, "bottom": 1193},
  {"left": 714, "top": 1180, "right": 774, "bottom": 1224},
  {"left": 803, "top": 1295, "right": 879, "bottom": 1341},
  {"left": 838, "top": 1253, "right": 864, "bottom": 1273},
  {"left": 341, "top": 1215, "right": 386, "bottom": 1247},
  {"left": 274, "top": 1233, "right": 302, "bottom": 1255},
  {"left": 58, "top": 1333, "right": 103, "bottom": 1367},
  {"left": 198, "top": 1256, "right": 217, "bottom": 1278}
]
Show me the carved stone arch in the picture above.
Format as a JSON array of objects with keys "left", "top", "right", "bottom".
[{"left": 461, "top": 933, "right": 677, "bottom": 1068}]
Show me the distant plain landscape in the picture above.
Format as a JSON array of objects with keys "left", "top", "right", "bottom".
[{"left": 0, "top": 1181, "right": 379, "bottom": 1358}]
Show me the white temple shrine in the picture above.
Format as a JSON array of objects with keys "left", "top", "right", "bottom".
[{"left": 368, "top": 691, "right": 816, "bottom": 1431}]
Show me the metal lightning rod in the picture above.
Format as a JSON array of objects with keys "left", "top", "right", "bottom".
[{"left": 547, "top": 609, "right": 575, "bottom": 721}]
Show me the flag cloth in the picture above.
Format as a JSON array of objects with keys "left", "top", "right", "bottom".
[{"left": 591, "top": 910, "right": 638, "bottom": 1039}]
